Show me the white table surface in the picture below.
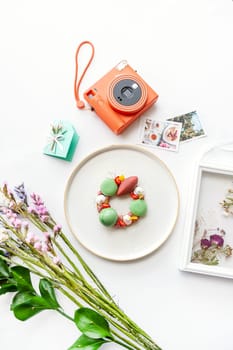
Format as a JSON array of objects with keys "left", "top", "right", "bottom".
[{"left": 0, "top": 1, "right": 233, "bottom": 349}]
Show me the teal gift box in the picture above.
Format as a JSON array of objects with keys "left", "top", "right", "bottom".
[{"left": 43, "top": 121, "right": 79, "bottom": 161}]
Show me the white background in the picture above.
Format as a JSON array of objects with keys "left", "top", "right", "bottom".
[{"left": 0, "top": 0, "right": 233, "bottom": 349}]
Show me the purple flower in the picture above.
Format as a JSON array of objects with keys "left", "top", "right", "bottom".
[
  {"left": 30, "top": 193, "right": 43, "bottom": 205},
  {"left": 201, "top": 238, "right": 211, "bottom": 249},
  {"left": 12, "top": 218, "right": 22, "bottom": 230},
  {"left": 53, "top": 256, "right": 61, "bottom": 265},
  {"left": 14, "top": 183, "right": 28, "bottom": 205},
  {"left": 34, "top": 241, "right": 42, "bottom": 251},
  {"left": 53, "top": 224, "right": 62, "bottom": 234},
  {"left": 30, "top": 193, "right": 49, "bottom": 220},
  {"left": 41, "top": 215, "right": 49, "bottom": 223},
  {"left": 41, "top": 243, "right": 49, "bottom": 253},
  {"left": 210, "top": 234, "right": 224, "bottom": 247},
  {"left": 25, "top": 232, "right": 36, "bottom": 244}
]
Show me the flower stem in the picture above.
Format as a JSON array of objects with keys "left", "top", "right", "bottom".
[
  {"left": 110, "top": 337, "right": 137, "bottom": 350},
  {"left": 59, "top": 231, "right": 114, "bottom": 301},
  {"left": 57, "top": 308, "right": 74, "bottom": 322},
  {"left": 56, "top": 232, "right": 161, "bottom": 349}
]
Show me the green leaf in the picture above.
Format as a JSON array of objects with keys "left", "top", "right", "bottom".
[
  {"left": 74, "top": 308, "right": 112, "bottom": 339},
  {"left": 12, "top": 304, "right": 44, "bottom": 321},
  {"left": 11, "top": 266, "right": 35, "bottom": 292},
  {"left": 11, "top": 291, "right": 37, "bottom": 309},
  {"left": 68, "top": 334, "right": 108, "bottom": 350},
  {"left": 11, "top": 291, "right": 49, "bottom": 310},
  {"left": 0, "top": 257, "right": 10, "bottom": 279},
  {"left": 39, "top": 279, "right": 60, "bottom": 309},
  {"left": 11, "top": 291, "right": 53, "bottom": 321},
  {"left": 0, "top": 281, "right": 17, "bottom": 295}
]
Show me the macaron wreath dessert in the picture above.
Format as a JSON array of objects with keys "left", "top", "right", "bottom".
[{"left": 96, "top": 175, "right": 147, "bottom": 228}]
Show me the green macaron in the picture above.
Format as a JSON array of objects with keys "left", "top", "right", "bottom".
[
  {"left": 100, "top": 178, "right": 118, "bottom": 196},
  {"left": 99, "top": 208, "right": 118, "bottom": 226},
  {"left": 130, "top": 199, "right": 147, "bottom": 217}
]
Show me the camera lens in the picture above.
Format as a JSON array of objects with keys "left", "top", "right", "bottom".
[
  {"left": 107, "top": 74, "right": 148, "bottom": 115},
  {"left": 121, "top": 87, "right": 133, "bottom": 99},
  {"left": 113, "top": 79, "right": 142, "bottom": 106}
]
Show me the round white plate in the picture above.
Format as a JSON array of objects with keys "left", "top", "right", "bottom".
[{"left": 64, "top": 144, "right": 179, "bottom": 261}]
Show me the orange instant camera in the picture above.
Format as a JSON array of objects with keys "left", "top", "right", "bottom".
[{"left": 83, "top": 60, "right": 159, "bottom": 135}]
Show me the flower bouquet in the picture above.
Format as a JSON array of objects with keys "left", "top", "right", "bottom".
[{"left": 0, "top": 183, "right": 161, "bottom": 350}]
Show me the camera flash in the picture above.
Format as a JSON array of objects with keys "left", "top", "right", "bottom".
[{"left": 132, "top": 83, "right": 138, "bottom": 90}]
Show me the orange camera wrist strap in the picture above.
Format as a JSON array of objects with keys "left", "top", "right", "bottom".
[{"left": 74, "top": 41, "right": 95, "bottom": 109}]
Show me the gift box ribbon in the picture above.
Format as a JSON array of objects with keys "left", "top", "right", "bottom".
[{"left": 48, "top": 124, "right": 67, "bottom": 153}]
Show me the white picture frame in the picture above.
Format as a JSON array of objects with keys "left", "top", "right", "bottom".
[{"left": 180, "top": 143, "right": 233, "bottom": 279}]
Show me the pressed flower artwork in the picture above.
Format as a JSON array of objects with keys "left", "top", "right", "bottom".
[
  {"left": 191, "top": 225, "right": 232, "bottom": 265},
  {"left": 180, "top": 143, "right": 233, "bottom": 279},
  {"left": 190, "top": 171, "right": 233, "bottom": 269}
]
